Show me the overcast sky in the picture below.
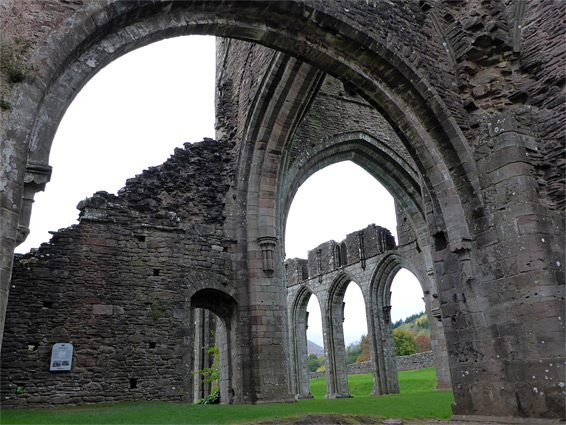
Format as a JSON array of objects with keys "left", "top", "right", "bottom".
[{"left": 15, "top": 36, "right": 424, "bottom": 348}]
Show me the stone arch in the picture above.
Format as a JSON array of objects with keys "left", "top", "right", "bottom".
[
  {"left": 369, "top": 253, "right": 451, "bottom": 392},
  {"left": 323, "top": 272, "right": 362, "bottom": 399},
  {"left": 3, "top": 1, "right": 479, "bottom": 264},
  {"left": 190, "top": 288, "right": 240, "bottom": 404},
  {"left": 2, "top": 1, "right": 477, "bottom": 374},
  {"left": 7, "top": 0, "right": 551, "bottom": 416},
  {"left": 280, "top": 131, "right": 433, "bottom": 273},
  {"left": 288, "top": 285, "right": 317, "bottom": 400}
]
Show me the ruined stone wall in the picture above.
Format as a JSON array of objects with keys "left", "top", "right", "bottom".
[
  {"left": 1, "top": 0, "right": 564, "bottom": 419},
  {"left": 301, "top": 225, "right": 395, "bottom": 281},
  {"left": 1, "top": 140, "right": 235, "bottom": 407},
  {"left": 309, "top": 351, "right": 435, "bottom": 379},
  {"left": 215, "top": 38, "right": 276, "bottom": 147},
  {"left": 427, "top": 0, "right": 565, "bottom": 211},
  {"left": 287, "top": 75, "right": 412, "bottom": 167}
]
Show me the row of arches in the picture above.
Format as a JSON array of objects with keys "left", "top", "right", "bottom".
[
  {"left": 287, "top": 253, "right": 451, "bottom": 400},
  {"left": 2, "top": 1, "right": 562, "bottom": 419}
]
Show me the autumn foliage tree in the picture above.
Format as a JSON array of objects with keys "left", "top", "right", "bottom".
[
  {"left": 393, "top": 328, "right": 417, "bottom": 356},
  {"left": 356, "top": 335, "right": 371, "bottom": 363},
  {"left": 415, "top": 334, "right": 432, "bottom": 353}
]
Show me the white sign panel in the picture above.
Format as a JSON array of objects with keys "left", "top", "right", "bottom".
[{"left": 50, "top": 343, "right": 73, "bottom": 371}]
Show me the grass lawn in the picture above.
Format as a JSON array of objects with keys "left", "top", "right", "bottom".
[
  {"left": 1, "top": 368, "right": 454, "bottom": 424},
  {"left": 310, "top": 366, "right": 439, "bottom": 398}
]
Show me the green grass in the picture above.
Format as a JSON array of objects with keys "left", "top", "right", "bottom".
[
  {"left": 310, "top": 366, "right": 439, "bottom": 398},
  {"left": 1, "top": 368, "right": 453, "bottom": 424}
]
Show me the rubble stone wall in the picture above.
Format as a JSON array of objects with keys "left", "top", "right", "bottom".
[
  {"left": 1, "top": 140, "right": 234, "bottom": 407},
  {"left": 309, "top": 351, "right": 435, "bottom": 379}
]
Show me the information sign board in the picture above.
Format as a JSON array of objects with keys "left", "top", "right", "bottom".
[{"left": 50, "top": 343, "right": 73, "bottom": 371}]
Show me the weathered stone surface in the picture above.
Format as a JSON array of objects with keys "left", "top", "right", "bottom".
[
  {"left": 0, "top": 0, "right": 564, "bottom": 420},
  {"left": 287, "top": 224, "right": 451, "bottom": 399}
]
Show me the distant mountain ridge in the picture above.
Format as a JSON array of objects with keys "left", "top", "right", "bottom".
[{"left": 307, "top": 339, "right": 324, "bottom": 356}]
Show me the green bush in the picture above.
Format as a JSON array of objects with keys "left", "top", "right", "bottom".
[
  {"left": 393, "top": 328, "right": 417, "bottom": 356},
  {"left": 308, "top": 354, "right": 321, "bottom": 372}
]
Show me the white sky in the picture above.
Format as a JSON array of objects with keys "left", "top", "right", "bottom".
[{"left": 15, "top": 36, "right": 424, "bottom": 348}]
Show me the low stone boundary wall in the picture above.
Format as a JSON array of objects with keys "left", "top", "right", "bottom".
[
  {"left": 396, "top": 350, "right": 434, "bottom": 371},
  {"left": 309, "top": 351, "right": 434, "bottom": 379}
]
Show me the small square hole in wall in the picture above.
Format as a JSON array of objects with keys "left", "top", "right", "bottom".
[
  {"left": 130, "top": 378, "right": 137, "bottom": 389},
  {"left": 27, "top": 343, "right": 38, "bottom": 352},
  {"left": 42, "top": 301, "right": 54, "bottom": 309},
  {"left": 149, "top": 342, "right": 156, "bottom": 349},
  {"left": 153, "top": 269, "right": 160, "bottom": 276},
  {"left": 137, "top": 236, "right": 146, "bottom": 242}
]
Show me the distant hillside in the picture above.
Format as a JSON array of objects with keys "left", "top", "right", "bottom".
[
  {"left": 393, "top": 312, "right": 432, "bottom": 354},
  {"left": 394, "top": 311, "right": 430, "bottom": 339},
  {"left": 308, "top": 340, "right": 324, "bottom": 356}
]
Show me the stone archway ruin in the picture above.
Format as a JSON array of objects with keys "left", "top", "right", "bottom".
[
  {"left": 285, "top": 223, "right": 452, "bottom": 400},
  {"left": 1, "top": 1, "right": 564, "bottom": 421}
]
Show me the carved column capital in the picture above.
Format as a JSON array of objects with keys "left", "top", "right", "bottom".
[
  {"left": 258, "top": 236, "right": 278, "bottom": 277},
  {"left": 17, "top": 163, "right": 53, "bottom": 245},
  {"left": 382, "top": 305, "right": 392, "bottom": 324}
]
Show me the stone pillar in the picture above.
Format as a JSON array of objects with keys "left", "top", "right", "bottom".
[
  {"left": 424, "top": 270, "right": 452, "bottom": 391},
  {"left": 367, "top": 295, "right": 399, "bottom": 396},
  {"left": 290, "top": 296, "right": 313, "bottom": 399},
  {"left": 444, "top": 114, "right": 565, "bottom": 419},
  {"left": 323, "top": 296, "right": 351, "bottom": 399},
  {"left": 216, "top": 320, "right": 230, "bottom": 405},
  {"left": 246, "top": 236, "right": 295, "bottom": 403}
]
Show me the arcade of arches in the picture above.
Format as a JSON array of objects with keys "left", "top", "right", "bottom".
[
  {"left": 0, "top": 1, "right": 564, "bottom": 421},
  {"left": 286, "top": 223, "right": 452, "bottom": 400}
]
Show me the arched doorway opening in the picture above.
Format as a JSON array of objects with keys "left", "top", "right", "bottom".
[
  {"left": 305, "top": 295, "right": 325, "bottom": 385},
  {"left": 190, "top": 288, "right": 239, "bottom": 405},
  {"left": 288, "top": 286, "right": 323, "bottom": 400}
]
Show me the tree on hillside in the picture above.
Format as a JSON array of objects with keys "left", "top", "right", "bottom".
[
  {"left": 393, "top": 328, "right": 417, "bottom": 356},
  {"left": 415, "top": 314, "right": 429, "bottom": 329},
  {"left": 308, "top": 353, "right": 321, "bottom": 372},
  {"left": 392, "top": 311, "right": 426, "bottom": 330},
  {"left": 345, "top": 338, "right": 363, "bottom": 365},
  {"left": 415, "top": 334, "right": 432, "bottom": 353},
  {"left": 356, "top": 335, "right": 371, "bottom": 363}
]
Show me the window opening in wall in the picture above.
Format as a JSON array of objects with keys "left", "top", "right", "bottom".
[
  {"left": 148, "top": 342, "right": 156, "bottom": 349},
  {"left": 42, "top": 301, "right": 54, "bottom": 309},
  {"left": 153, "top": 269, "right": 160, "bottom": 277},
  {"left": 15, "top": 35, "right": 216, "bottom": 254},
  {"left": 129, "top": 378, "right": 138, "bottom": 389},
  {"left": 334, "top": 244, "right": 342, "bottom": 268}
]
